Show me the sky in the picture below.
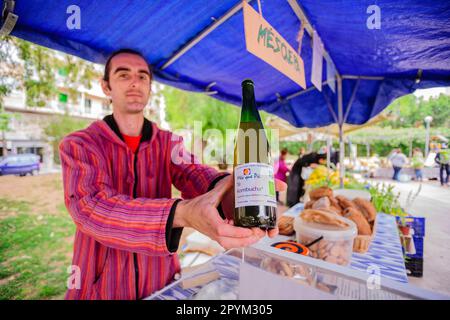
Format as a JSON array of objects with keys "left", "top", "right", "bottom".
[{"left": 414, "top": 87, "right": 450, "bottom": 100}]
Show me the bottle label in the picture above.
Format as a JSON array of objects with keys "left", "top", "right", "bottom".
[{"left": 234, "top": 162, "right": 277, "bottom": 208}]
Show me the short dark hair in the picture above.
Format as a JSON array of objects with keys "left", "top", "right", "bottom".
[{"left": 103, "top": 48, "right": 153, "bottom": 82}]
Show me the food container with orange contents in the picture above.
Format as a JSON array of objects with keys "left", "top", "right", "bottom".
[{"left": 294, "top": 216, "right": 357, "bottom": 266}]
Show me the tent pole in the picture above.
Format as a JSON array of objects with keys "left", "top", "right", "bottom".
[
  {"left": 327, "top": 134, "right": 331, "bottom": 171},
  {"left": 339, "top": 125, "right": 344, "bottom": 188},
  {"left": 342, "top": 75, "right": 384, "bottom": 80},
  {"left": 337, "top": 76, "right": 345, "bottom": 188}
]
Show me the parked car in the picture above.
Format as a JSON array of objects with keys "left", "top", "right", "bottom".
[{"left": 0, "top": 154, "right": 41, "bottom": 176}]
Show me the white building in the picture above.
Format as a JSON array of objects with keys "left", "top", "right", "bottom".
[{"left": 2, "top": 72, "right": 168, "bottom": 171}]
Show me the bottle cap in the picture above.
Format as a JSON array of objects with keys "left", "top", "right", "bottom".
[{"left": 242, "top": 79, "right": 254, "bottom": 87}]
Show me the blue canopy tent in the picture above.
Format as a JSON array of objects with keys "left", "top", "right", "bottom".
[{"left": 2, "top": 0, "right": 450, "bottom": 184}]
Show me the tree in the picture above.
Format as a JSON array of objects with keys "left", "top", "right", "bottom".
[
  {"left": 0, "top": 36, "right": 101, "bottom": 156},
  {"left": 162, "top": 86, "right": 273, "bottom": 166},
  {"left": 0, "top": 36, "right": 22, "bottom": 155},
  {"left": 163, "top": 86, "right": 238, "bottom": 133},
  {"left": 381, "top": 93, "right": 450, "bottom": 128},
  {"left": 17, "top": 39, "right": 56, "bottom": 107},
  {"left": 348, "top": 126, "right": 450, "bottom": 156},
  {"left": 163, "top": 86, "right": 239, "bottom": 165},
  {"left": 44, "top": 115, "right": 89, "bottom": 164}
]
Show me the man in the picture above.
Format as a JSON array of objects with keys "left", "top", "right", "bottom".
[
  {"left": 388, "top": 148, "right": 408, "bottom": 181},
  {"left": 411, "top": 148, "right": 424, "bottom": 182},
  {"left": 60, "top": 49, "right": 284, "bottom": 300},
  {"left": 435, "top": 143, "right": 450, "bottom": 187},
  {"left": 286, "top": 149, "right": 326, "bottom": 207},
  {"left": 330, "top": 147, "right": 340, "bottom": 167}
]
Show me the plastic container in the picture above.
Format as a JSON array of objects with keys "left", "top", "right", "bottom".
[{"left": 294, "top": 216, "right": 357, "bottom": 266}]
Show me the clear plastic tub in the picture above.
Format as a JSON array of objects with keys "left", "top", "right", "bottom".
[{"left": 294, "top": 216, "right": 357, "bottom": 266}]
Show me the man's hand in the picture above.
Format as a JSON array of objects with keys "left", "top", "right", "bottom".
[
  {"left": 220, "top": 175, "right": 287, "bottom": 239},
  {"left": 173, "top": 176, "right": 266, "bottom": 250}
]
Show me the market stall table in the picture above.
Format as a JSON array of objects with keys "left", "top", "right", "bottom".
[
  {"left": 145, "top": 203, "right": 417, "bottom": 300},
  {"left": 279, "top": 203, "right": 409, "bottom": 283}
]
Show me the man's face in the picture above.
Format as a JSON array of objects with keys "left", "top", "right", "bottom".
[{"left": 102, "top": 53, "right": 151, "bottom": 114}]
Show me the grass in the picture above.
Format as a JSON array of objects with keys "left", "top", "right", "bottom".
[
  {"left": 0, "top": 198, "right": 75, "bottom": 300},
  {"left": 0, "top": 182, "right": 183, "bottom": 300}
]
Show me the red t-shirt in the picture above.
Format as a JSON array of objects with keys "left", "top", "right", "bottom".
[{"left": 122, "top": 133, "right": 142, "bottom": 153}]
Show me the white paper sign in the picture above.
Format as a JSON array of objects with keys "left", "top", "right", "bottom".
[
  {"left": 311, "top": 30, "right": 324, "bottom": 91},
  {"left": 327, "top": 59, "right": 336, "bottom": 93}
]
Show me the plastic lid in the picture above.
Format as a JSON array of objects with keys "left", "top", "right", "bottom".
[{"left": 294, "top": 216, "right": 357, "bottom": 241}]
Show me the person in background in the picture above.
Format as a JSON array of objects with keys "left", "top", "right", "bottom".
[
  {"left": 411, "top": 148, "right": 424, "bottom": 182},
  {"left": 388, "top": 148, "right": 408, "bottom": 181},
  {"left": 435, "top": 143, "right": 450, "bottom": 187},
  {"left": 298, "top": 147, "right": 306, "bottom": 158},
  {"left": 286, "top": 148, "right": 327, "bottom": 207},
  {"left": 330, "top": 147, "right": 340, "bottom": 167},
  {"left": 274, "top": 148, "right": 290, "bottom": 204}
]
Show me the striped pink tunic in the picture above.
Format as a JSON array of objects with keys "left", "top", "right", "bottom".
[{"left": 60, "top": 118, "right": 225, "bottom": 300}]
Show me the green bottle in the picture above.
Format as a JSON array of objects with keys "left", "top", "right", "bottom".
[{"left": 233, "top": 79, "right": 277, "bottom": 229}]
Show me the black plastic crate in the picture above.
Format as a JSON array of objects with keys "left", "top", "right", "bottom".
[{"left": 405, "top": 257, "right": 423, "bottom": 277}]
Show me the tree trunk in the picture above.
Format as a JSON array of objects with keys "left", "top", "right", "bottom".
[{"left": 2, "top": 130, "right": 7, "bottom": 157}]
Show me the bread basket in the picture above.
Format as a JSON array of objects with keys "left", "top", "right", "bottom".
[{"left": 353, "top": 214, "right": 378, "bottom": 253}]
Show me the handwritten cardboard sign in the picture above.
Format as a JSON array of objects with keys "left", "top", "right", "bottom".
[{"left": 243, "top": 1, "right": 306, "bottom": 89}]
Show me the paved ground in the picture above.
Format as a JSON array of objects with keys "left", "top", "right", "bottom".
[{"left": 368, "top": 178, "right": 450, "bottom": 297}]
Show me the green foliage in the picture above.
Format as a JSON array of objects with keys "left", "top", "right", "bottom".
[
  {"left": 44, "top": 115, "right": 89, "bottom": 164},
  {"left": 0, "top": 36, "right": 21, "bottom": 135},
  {"left": 0, "top": 85, "right": 10, "bottom": 111},
  {"left": 1, "top": 37, "right": 100, "bottom": 109},
  {"left": 277, "top": 93, "right": 449, "bottom": 157},
  {"left": 0, "top": 113, "right": 13, "bottom": 132},
  {"left": 368, "top": 183, "right": 407, "bottom": 217},
  {"left": 163, "top": 86, "right": 275, "bottom": 165},
  {"left": 56, "top": 54, "right": 100, "bottom": 104},
  {"left": 163, "top": 86, "right": 273, "bottom": 133},
  {"left": 17, "top": 40, "right": 57, "bottom": 107},
  {"left": 163, "top": 86, "right": 240, "bottom": 134},
  {"left": 349, "top": 126, "right": 450, "bottom": 156},
  {"left": 279, "top": 141, "right": 308, "bottom": 155},
  {"left": 0, "top": 198, "right": 75, "bottom": 300},
  {"left": 381, "top": 94, "right": 450, "bottom": 128}
]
